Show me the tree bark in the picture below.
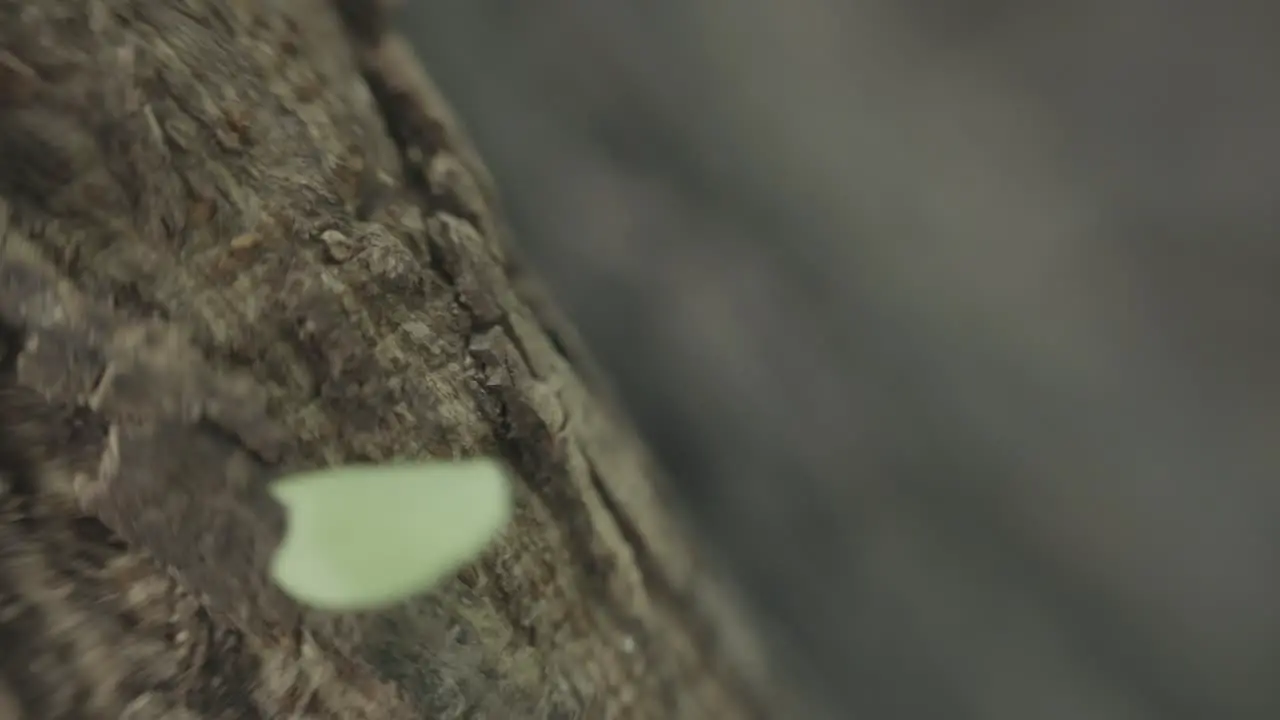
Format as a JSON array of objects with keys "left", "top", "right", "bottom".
[{"left": 0, "top": 1, "right": 771, "bottom": 717}]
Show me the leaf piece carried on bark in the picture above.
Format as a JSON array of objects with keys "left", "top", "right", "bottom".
[{"left": 269, "top": 458, "right": 514, "bottom": 611}]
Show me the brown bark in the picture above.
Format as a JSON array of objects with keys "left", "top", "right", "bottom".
[{"left": 0, "top": 1, "right": 771, "bottom": 717}]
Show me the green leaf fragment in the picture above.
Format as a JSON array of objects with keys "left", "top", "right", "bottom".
[{"left": 268, "top": 458, "right": 513, "bottom": 611}]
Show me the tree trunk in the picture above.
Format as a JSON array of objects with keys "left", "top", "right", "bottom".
[{"left": 0, "top": 1, "right": 771, "bottom": 717}]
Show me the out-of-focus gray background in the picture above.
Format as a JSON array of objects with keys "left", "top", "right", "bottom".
[{"left": 397, "top": 2, "right": 1280, "bottom": 718}]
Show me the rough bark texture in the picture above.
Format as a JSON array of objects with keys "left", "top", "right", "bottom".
[{"left": 0, "top": 1, "right": 771, "bottom": 717}]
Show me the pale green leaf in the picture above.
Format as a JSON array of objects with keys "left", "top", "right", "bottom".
[{"left": 268, "top": 458, "right": 513, "bottom": 611}]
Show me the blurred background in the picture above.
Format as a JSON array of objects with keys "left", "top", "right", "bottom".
[{"left": 397, "top": 2, "right": 1280, "bottom": 718}]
